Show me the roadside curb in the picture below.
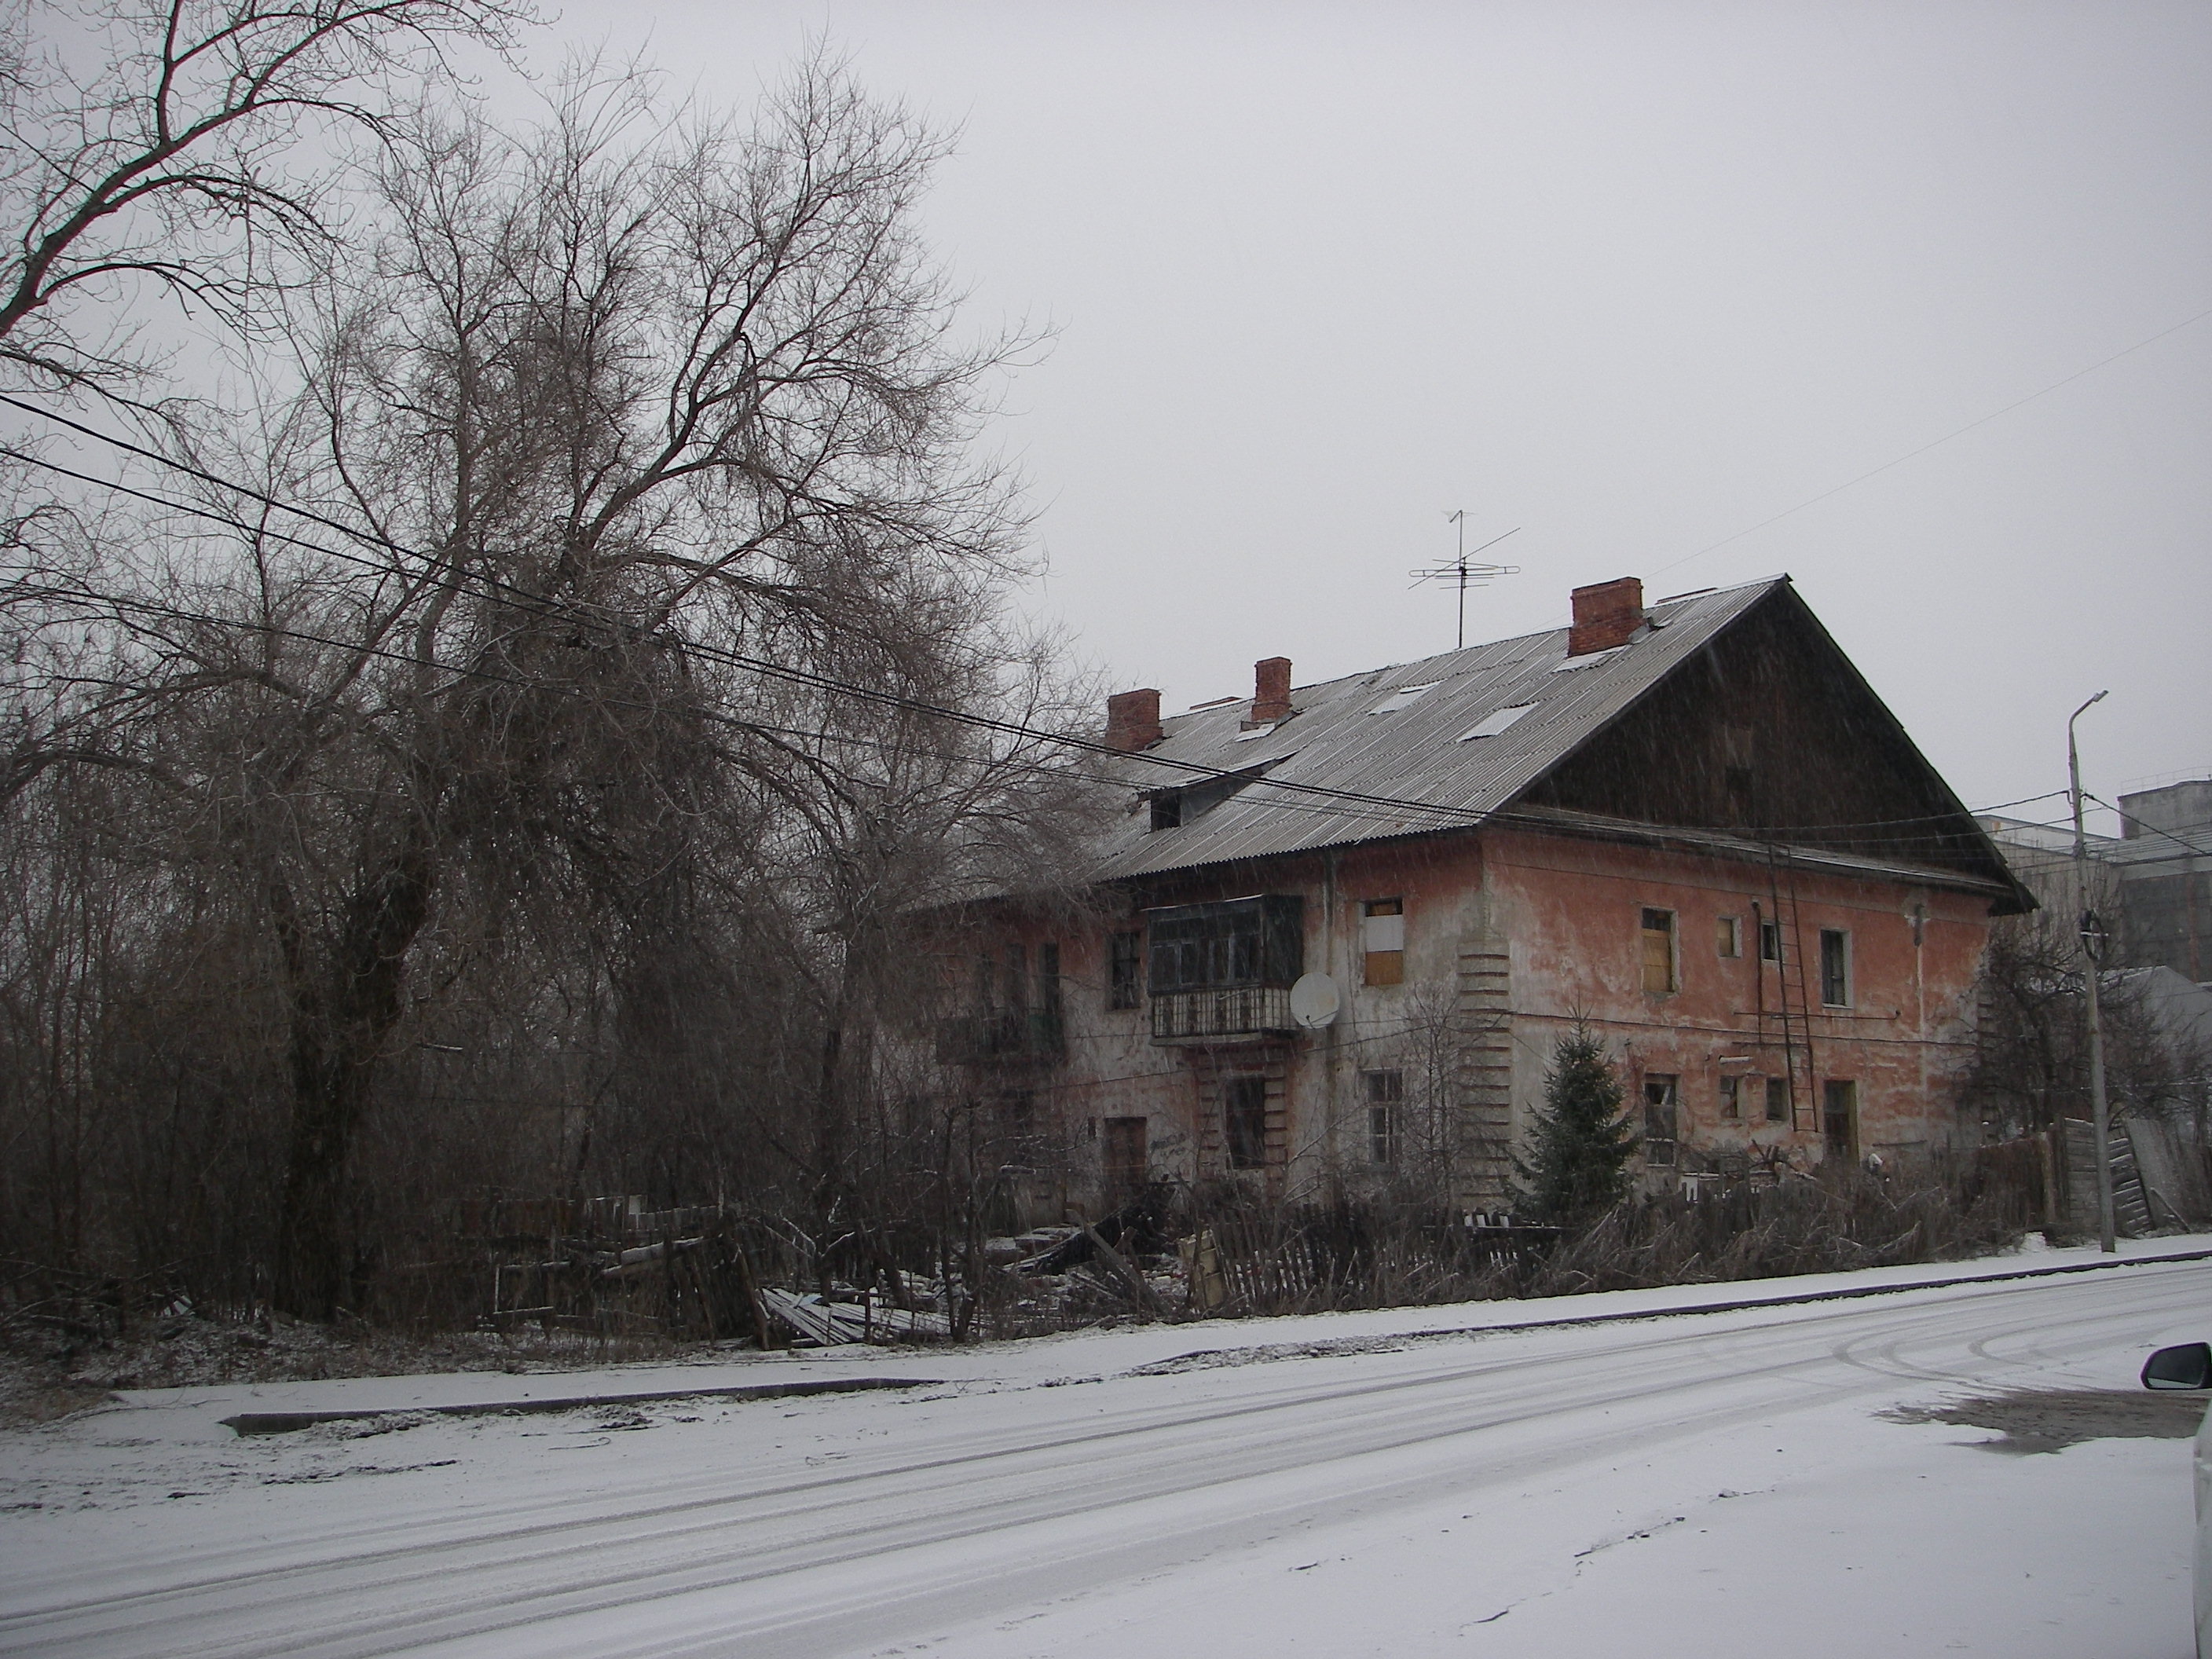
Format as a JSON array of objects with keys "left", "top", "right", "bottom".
[
  {"left": 219, "top": 1374, "right": 938, "bottom": 1436},
  {"left": 1399, "top": 1245, "right": 2212, "bottom": 1346},
  {"left": 214, "top": 1247, "right": 2212, "bottom": 1433}
]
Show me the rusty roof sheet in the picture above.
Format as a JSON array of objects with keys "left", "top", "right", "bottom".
[{"left": 1090, "top": 577, "right": 1783, "bottom": 881}]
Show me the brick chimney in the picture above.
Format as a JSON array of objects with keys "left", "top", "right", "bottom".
[
  {"left": 1104, "top": 687, "right": 1163, "bottom": 752},
  {"left": 1567, "top": 577, "right": 1646, "bottom": 657},
  {"left": 1248, "top": 656, "right": 1292, "bottom": 725}
]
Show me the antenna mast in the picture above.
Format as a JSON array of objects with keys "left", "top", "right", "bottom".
[{"left": 1410, "top": 511, "right": 1520, "bottom": 650}]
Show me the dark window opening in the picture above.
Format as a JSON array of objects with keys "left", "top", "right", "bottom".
[
  {"left": 1760, "top": 921, "right": 1781, "bottom": 962},
  {"left": 1719, "top": 1075, "right": 1741, "bottom": 1119},
  {"left": 1145, "top": 765, "right": 1270, "bottom": 833},
  {"left": 1108, "top": 930, "right": 1143, "bottom": 1009},
  {"left": 1819, "top": 928, "right": 1850, "bottom": 1006},
  {"left": 1146, "top": 895, "right": 1304, "bottom": 994},
  {"left": 1643, "top": 1075, "right": 1679, "bottom": 1166},
  {"left": 1823, "top": 1079, "right": 1858, "bottom": 1159},
  {"left": 1225, "top": 1076, "right": 1269, "bottom": 1170},
  {"left": 1764, "top": 1075, "right": 1790, "bottom": 1124},
  {"left": 1724, "top": 764, "right": 1756, "bottom": 827},
  {"left": 1102, "top": 1115, "right": 1148, "bottom": 1196},
  {"left": 1037, "top": 942, "right": 1061, "bottom": 1037}
]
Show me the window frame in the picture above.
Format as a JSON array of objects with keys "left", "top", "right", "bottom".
[
  {"left": 1764, "top": 1075, "right": 1790, "bottom": 1124},
  {"left": 1225, "top": 1075, "right": 1269, "bottom": 1170},
  {"left": 1363, "top": 1069, "right": 1404, "bottom": 1165},
  {"left": 1145, "top": 895, "right": 1304, "bottom": 995},
  {"left": 1719, "top": 1075, "right": 1741, "bottom": 1120},
  {"left": 1818, "top": 928, "right": 1851, "bottom": 1008},
  {"left": 1108, "top": 930, "right": 1143, "bottom": 1009},
  {"left": 1716, "top": 914, "right": 1742, "bottom": 958},
  {"left": 1640, "top": 907, "right": 1678, "bottom": 994},
  {"left": 1643, "top": 1074, "right": 1679, "bottom": 1166}
]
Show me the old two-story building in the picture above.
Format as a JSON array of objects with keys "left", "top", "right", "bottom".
[{"left": 942, "top": 575, "right": 2031, "bottom": 1218}]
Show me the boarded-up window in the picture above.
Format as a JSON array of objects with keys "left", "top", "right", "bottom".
[
  {"left": 1363, "top": 899, "right": 1404, "bottom": 986},
  {"left": 1716, "top": 914, "right": 1741, "bottom": 958},
  {"left": 1643, "top": 1075, "right": 1679, "bottom": 1166},
  {"left": 1719, "top": 1075, "right": 1741, "bottom": 1119},
  {"left": 1364, "top": 1069, "right": 1403, "bottom": 1165},
  {"left": 1108, "top": 930, "right": 1142, "bottom": 1009},
  {"left": 1225, "top": 1076, "right": 1269, "bottom": 1170},
  {"left": 1819, "top": 929, "right": 1851, "bottom": 1006},
  {"left": 1640, "top": 908, "right": 1676, "bottom": 994},
  {"left": 1764, "top": 1075, "right": 1789, "bottom": 1124}
]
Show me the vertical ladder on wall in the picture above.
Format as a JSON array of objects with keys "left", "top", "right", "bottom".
[{"left": 1763, "top": 845, "right": 1818, "bottom": 1133}]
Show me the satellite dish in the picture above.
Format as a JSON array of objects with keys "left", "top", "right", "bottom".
[{"left": 1289, "top": 972, "right": 1341, "bottom": 1029}]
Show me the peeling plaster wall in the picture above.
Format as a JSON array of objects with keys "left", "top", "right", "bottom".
[{"left": 939, "top": 826, "right": 1995, "bottom": 1223}]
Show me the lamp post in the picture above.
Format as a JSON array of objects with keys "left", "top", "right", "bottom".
[{"left": 2067, "top": 690, "right": 2114, "bottom": 1254}]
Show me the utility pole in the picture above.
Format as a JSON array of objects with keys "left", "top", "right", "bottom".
[
  {"left": 1410, "top": 512, "right": 1519, "bottom": 650},
  {"left": 2067, "top": 690, "right": 2115, "bottom": 1254}
]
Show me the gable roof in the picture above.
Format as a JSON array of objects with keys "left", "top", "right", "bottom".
[{"left": 1091, "top": 576, "right": 2027, "bottom": 907}]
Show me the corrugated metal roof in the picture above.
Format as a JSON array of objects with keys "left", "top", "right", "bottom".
[{"left": 1092, "top": 577, "right": 1785, "bottom": 881}]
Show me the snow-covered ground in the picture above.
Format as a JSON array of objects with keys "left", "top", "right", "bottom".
[{"left": 2, "top": 1237, "right": 2207, "bottom": 1657}]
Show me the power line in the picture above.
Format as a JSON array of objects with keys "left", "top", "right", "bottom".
[
  {"left": 0, "top": 394, "right": 2052, "bottom": 858},
  {"left": 2085, "top": 793, "right": 2212, "bottom": 861}
]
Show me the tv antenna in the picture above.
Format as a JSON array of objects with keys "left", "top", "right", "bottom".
[{"left": 1410, "top": 511, "right": 1520, "bottom": 650}]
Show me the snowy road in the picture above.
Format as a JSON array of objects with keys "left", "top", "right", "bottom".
[{"left": 2, "top": 1253, "right": 2206, "bottom": 1658}]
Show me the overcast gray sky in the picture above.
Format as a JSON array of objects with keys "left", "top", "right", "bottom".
[{"left": 560, "top": 0, "right": 2208, "bottom": 828}]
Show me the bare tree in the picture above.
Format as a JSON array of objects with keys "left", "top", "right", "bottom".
[{"left": 0, "top": 0, "right": 528, "bottom": 397}]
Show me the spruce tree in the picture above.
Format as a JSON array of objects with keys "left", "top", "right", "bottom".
[{"left": 1512, "top": 1024, "right": 1638, "bottom": 1226}]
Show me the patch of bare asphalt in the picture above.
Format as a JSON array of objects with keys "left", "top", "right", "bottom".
[{"left": 1883, "top": 1388, "right": 2209, "bottom": 1454}]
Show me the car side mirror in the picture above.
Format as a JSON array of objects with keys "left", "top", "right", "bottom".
[{"left": 2141, "top": 1342, "right": 2212, "bottom": 1390}]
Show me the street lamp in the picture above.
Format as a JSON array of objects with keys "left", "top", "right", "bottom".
[{"left": 2067, "top": 690, "right": 2114, "bottom": 1254}]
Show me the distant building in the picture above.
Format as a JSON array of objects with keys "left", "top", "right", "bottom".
[
  {"left": 1982, "top": 778, "right": 2212, "bottom": 986},
  {"left": 936, "top": 575, "right": 2030, "bottom": 1221}
]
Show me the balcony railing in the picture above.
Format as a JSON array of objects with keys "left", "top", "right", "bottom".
[
  {"left": 938, "top": 1009, "right": 1064, "bottom": 1065},
  {"left": 1149, "top": 985, "right": 1295, "bottom": 1043}
]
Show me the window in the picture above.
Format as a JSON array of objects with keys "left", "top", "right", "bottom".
[
  {"left": 1760, "top": 920, "right": 1781, "bottom": 963},
  {"left": 1102, "top": 1116, "right": 1148, "bottom": 1196},
  {"left": 1716, "top": 915, "right": 1742, "bottom": 958},
  {"left": 1108, "top": 930, "right": 1142, "bottom": 1009},
  {"left": 1145, "top": 764, "right": 1271, "bottom": 833},
  {"left": 1640, "top": 908, "right": 1677, "bottom": 994},
  {"left": 1819, "top": 928, "right": 1851, "bottom": 1007},
  {"left": 1364, "top": 1070, "right": 1403, "bottom": 1165},
  {"left": 1719, "top": 1075, "right": 1741, "bottom": 1120},
  {"left": 1363, "top": 898, "right": 1404, "bottom": 986},
  {"left": 1369, "top": 681, "right": 1438, "bottom": 713},
  {"left": 1037, "top": 942, "right": 1062, "bottom": 1040},
  {"left": 1643, "top": 1075, "right": 1679, "bottom": 1166},
  {"left": 1459, "top": 703, "right": 1534, "bottom": 741},
  {"left": 1225, "top": 1076, "right": 1269, "bottom": 1170},
  {"left": 1146, "top": 895, "right": 1304, "bottom": 994},
  {"left": 1764, "top": 1075, "right": 1789, "bottom": 1124},
  {"left": 1723, "top": 764, "right": 1756, "bottom": 827},
  {"left": 1822, "top": 1079, "right": 1858, "bottom": 1159}
]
